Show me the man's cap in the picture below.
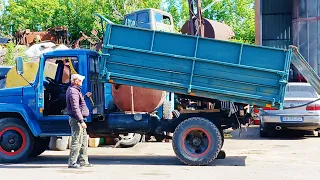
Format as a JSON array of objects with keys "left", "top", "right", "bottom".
[{"left": 71, "top": 74, "right": 85, "bottom": 81}]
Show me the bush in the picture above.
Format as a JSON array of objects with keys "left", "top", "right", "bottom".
[
  {"left": 4, "top": 42, "right": 15, "bottom": 65},
  {"left": 2, "top": 42, "right": 28, "bottom": 66}
]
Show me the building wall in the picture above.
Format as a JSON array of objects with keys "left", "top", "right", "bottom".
[
  {"left": 292, "top": 0, "right": 320, "bottom": 76},
  {"left": 259, "top": 0, "right": 293, "bottom": 49}
]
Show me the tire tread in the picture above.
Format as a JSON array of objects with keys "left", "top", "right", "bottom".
[{"left": 172, "top": 117, "right": 222, "bottom": 166}]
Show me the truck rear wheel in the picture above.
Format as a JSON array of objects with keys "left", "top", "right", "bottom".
[
  {"left": 172, "top": 117, "right": 222, "bottom": 166},
  {"left": 0, "top": 118, "right": 34, "bottom": 163},
  {"left": 29, "top": 137, "right": 50, "bottom": 157}
]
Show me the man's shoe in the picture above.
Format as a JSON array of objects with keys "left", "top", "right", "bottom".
[
  {"left": 80, "top": 163, "right": 93, "bottom": 167},
  {"left": 68, "top": 164, "right": 81, "bottom": 168}
]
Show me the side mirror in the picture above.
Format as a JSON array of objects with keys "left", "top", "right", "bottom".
[{"left": 16, "top": 56, "right": 24, "bottom": 75}]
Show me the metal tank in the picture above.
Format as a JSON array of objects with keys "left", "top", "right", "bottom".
[
  {"left": 111, "top": 84, "right": 166, "bottom": 113},
  {"left": 292, "top": 0, "right": 320, "bottom": 81},
  {"left": 181, "top": 17, "right": 235, "bottom": 40}
]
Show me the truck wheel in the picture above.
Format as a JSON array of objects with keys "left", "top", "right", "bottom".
[
  {"left": 172, "top": 117, "right": 222, "bottom": 166},
  {"left": 115, "top": 133, "right": 142, "bottom": 148},
  {"left": 29, "top": 137, "right": 50, "bottom": 157},
  {"left": 0, "top": 117, "right": 34, "bottom": 163}
]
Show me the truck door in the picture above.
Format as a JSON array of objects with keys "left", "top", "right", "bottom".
[{"left": 37, "top": 56, "right": 79, "bottom": 120}]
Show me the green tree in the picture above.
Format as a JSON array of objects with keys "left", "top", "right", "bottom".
[
  {"left": 0, "top": 0, "right": 254, "bottom": 44},
  {"left": 0, "top": 0, "right": 60, "bottom": 31},
  {"left": 164, "top": 0, "right": 255, "bottom": 44},
  {"left": 202, "top": 0, "right": 255, "bottom": 44},
  {"left": 164, "top": 0, "right": 189, "bottom": 31},
  {"left": 4, "top": 41, "right": 15, "bottom": 65},
  {"left": 0, "top": 0, "right": 163, "bottom": 41}
]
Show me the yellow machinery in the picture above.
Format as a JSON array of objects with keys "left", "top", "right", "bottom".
[{"left": 5, "top": 60, "right": 57, "bottom": 88}]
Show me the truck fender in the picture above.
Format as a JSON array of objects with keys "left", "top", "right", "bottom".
[{"left": 0, "top": 103, "right": 41, "bottom": 136}]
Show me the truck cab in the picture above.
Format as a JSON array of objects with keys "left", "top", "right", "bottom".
[
  {"left": 20, "top": 49, "right": 104, "bottom": 132},
  {"left": 0, "top": 49, "right": 106, "bottom": 162},
  {"left": 123, "top": 8, "right": 174, "bottom": 32}
]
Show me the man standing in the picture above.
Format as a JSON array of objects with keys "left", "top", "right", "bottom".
[{"left": 66, "top": 74, "right": 93, "bottom": 168}]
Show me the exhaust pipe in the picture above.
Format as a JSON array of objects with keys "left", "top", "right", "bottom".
[{"left": 275, "top": 126, "right": 282, "bottom": 131}]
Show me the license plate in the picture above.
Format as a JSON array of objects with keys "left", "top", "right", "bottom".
[{"left": 280, "top": 117, "right": 304, "bottom": 122}]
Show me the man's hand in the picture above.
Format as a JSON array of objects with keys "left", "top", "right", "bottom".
[
  {"left": 80, "top": 122, "right": 87, "bottom": 129},
  {"left": 85, "top": 92, "right": 92, "bottom": 97}
]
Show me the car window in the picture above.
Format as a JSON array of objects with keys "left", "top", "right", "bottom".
[
  {"left": 285, "top": 84, "right": 319, "bottom": 98},
  {"left": 155, "top": 13, "right": 172, "bottom": 25}
]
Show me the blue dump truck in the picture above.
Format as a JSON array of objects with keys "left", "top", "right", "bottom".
[{"left": 0, "top": 13, "right": 318, "bottom": 166}]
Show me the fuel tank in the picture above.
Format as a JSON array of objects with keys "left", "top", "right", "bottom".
[
  {"left": 108, "top": 113, "right": 152, "bottom": 133},
  {"left": 111, "top": 84, "right": 166, "bottom": 113}
]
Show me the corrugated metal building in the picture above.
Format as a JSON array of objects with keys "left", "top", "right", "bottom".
[
  {"left": 255, "top": 0, "right": 320, "bottom": 82},
  {"left": 293, "top": 0, "right": 320, "bottom": 78},
  {"left": 260, "top": 0, "right": 292, "bottom": 49}
]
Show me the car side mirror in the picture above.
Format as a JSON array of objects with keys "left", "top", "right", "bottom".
[{"left": 16, "top": 56, "right": 24, "bottom": 75}]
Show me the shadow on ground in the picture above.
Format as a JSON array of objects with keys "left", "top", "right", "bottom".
[
  {"left": 0, "top": 155, "right": 247, "bottom": 168},
  {"left": 227, "top": 126, "right": 317, "bottom": 140}
]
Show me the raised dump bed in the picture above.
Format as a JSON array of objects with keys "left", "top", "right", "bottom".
[{"left": 99, "top": 19, "right": 296, "bottom": 109}]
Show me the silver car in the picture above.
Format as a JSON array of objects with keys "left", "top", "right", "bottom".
[{"left": 259, "top": 82, "right": 320, "bottom": 137}]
